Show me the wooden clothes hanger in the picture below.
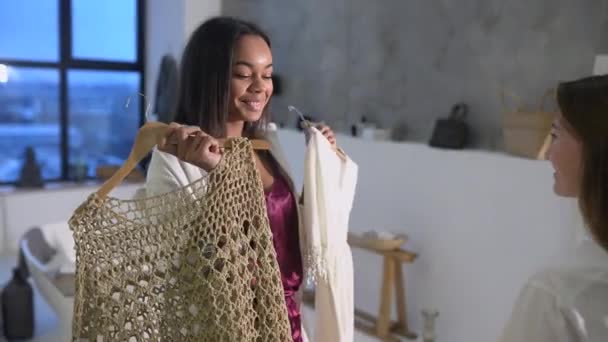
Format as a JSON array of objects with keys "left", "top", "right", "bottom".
[{"left": 96, "top": 121, "right": 270, "bottom": 199}]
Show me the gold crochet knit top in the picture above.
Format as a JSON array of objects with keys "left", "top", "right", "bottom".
[{"left": 68, "top": 138, "right": 292, "bottom": 341}]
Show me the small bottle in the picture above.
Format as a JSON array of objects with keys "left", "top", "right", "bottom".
[
  {"left": 422, "top": 309, "right": 439, "bottom": 342},
  {"left": 72, "top": 149, "right": 88, "bottom": 182},
  {"left": 2, "top": 268, "right": 34, "bottom": 339}
]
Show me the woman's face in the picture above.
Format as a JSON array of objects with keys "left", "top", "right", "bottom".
[
  {"left": 546, "top": 113, "right": 583, "bottom": 197},
  {"left": 228, "top": 35, "right": 273, "bottom": 123}
]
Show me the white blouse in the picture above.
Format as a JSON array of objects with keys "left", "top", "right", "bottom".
[{"left": 500, "top": 238, "right": 608, "bottom": 342}]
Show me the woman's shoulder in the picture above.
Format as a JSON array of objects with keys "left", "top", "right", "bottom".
[
  {"left": 502, "top": 241, "right": 608, "bottom": 342},
  {"left": 523, "top": 268, "right": 571, "bottom": 298},
  {"left": 502, "top": 273, "right": 576, "bottom": 342},
  {"left": 525, "top": 265, "right": 608, "bottom": 307}
]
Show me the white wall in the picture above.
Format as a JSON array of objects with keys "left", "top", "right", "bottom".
[
  {"left": 275, "top": 129, "right": 583, "bottom": 342},
  {"left": 184, "top": 0, "right": 222, "bottom": 43},
  {"left": 145, "top": 0, "right": 222, "bottom": 108}
]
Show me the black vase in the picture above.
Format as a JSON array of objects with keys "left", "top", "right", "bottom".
[{"left": 2, "top": 268, "right": 34, "bottom": 339}]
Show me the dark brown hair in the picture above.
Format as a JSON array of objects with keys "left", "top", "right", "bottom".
[
  {"left": 557, "top": 75, "right": 608, "bottom": 250},
  {"left": 173, "top": 17, "right": 271, "bottom": 138}
]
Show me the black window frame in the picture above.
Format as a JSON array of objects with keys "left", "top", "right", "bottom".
[{"left": 0, "top": 0, "right": 146, "bottom": 184}]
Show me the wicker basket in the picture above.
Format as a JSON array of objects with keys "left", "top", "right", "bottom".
[{"left": 501, "top": 89, "right": 556, "bottom": 159}]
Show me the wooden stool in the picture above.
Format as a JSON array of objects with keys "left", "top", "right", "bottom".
[
  {"left": 348, "top": 234, "right": 418, "bottom": 341},
  {"left": 301, "top": 234, "right": 419, "bottom": 341}
]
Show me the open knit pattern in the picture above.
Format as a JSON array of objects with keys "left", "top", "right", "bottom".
[{"left": 68, "top": 138, "right": 292, "bottom": 341}]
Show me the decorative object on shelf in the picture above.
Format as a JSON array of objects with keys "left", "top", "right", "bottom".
[
  {"left": 501, "top": 88, "right": 556, "bottom": 159},
  {"left": 391, "top": 122, "right": 408, "bottom": 141},
  {"left": 1, "top": 268, "right": 34, "bottom": 339},
  {"left": 17, "top": 146, "right": 43, "bottom": 188},
  {"left": 422, "top": 309, "right": 439, "bottom": 342},
  {"left": 351, "top": 116, "right": 368, "bottom": 138},
  {"left": 371, "top": 128, "right": 392, "bottom": 141},
  {"left": 351, "top": 116, "right": 393, "bottom": 141},
  {"left": 70, "top": 158, "right": 88, "bottom": 183},
  {"left": 429, "top": 102, "right": 470, "bottom": 149},
  {"left": 352, "top": 116, "right": 376, "bottom": 139},
  {"left": 153, "top": 54, "right": 178, "bottom": 124}
]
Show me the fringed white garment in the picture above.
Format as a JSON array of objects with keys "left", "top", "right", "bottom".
[{"left": 303, "top": 127, "right": 358, "bottom": 342}]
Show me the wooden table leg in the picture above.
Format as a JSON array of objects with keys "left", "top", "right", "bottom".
[
  {"left": 394, "top": 261, "right": 417, "bottom": 339},
  {"left": 376, "top": 256, "right": 394, "bottom": 337},
  {"left": 394, "top": 261, "right": 407, "bottom": 330}
]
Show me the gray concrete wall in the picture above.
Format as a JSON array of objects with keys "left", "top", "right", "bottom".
[{"left": 223, "top": 0, "right": 608, "bottom": 148}]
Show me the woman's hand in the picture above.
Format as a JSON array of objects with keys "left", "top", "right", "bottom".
[
  {"left": 317, "top": 123, "right": 337, "bottom": 147},
  {"left": 157, "top": 122, "right": 222, "bottom": 172}
]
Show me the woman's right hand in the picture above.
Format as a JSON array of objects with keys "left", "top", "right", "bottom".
[{"left": 157, "top": 122, "right": 222, "bottom": 172}]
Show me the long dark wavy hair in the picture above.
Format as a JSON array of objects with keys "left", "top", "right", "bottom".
[{"left": 173, "top": 17, "right": 272, "bottom": 138}]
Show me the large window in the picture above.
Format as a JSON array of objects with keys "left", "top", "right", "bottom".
[{"left": 0, "top": 0, "right": 145, "bottom": 183}]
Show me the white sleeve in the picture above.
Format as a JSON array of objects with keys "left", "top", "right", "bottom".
[
  {"left": 145, "top": 148, "right": 197, "bottom": 196},
  {"left": 500, "top": 282, "right": 579, "bottom": 342}
]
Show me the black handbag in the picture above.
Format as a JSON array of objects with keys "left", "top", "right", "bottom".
[{"left": 429, "top": 103, "right": 469, "bottom": 149}]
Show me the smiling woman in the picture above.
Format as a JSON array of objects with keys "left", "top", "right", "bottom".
[
  {"left": 145, "top": 17, "right": 342, "bottom": 342},
  {"left": 501, "top": 75, "right": 608, "bottom": 342},
  {"left": 146, "top": 17, "right": 305, "bottom": 342},
  {"left": 171, "top": 17, "right": 273, "bottom": 139},
  {"left": 229, "top": 35, "right": 274, "bottom": 128}
]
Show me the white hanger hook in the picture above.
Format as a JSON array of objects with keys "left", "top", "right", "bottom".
[
  {"left": 288, "top": 105, "right": 307, "bottom": 122},
  {"left": 125, "top": 92, "right": 152, "bottom": 122}
]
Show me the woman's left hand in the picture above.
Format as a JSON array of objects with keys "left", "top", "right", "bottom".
[{"left": 317, "top": 124, "right": 337, "bottom": 147}]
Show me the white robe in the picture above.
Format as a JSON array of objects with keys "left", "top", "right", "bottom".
[{"left": 303, "top": 127, "right": 357, "bottom": 342}]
